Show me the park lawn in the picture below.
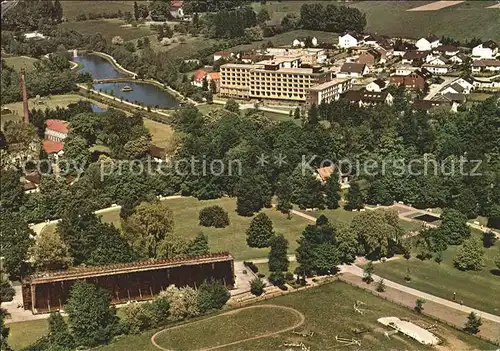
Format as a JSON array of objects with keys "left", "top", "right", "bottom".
[
  {"left": 143, "top": 118, "right": 174, "bottom": 149},
  {"left": 101, "top": 281, "right": 494, "bottom": 351},
  {"left": 371, "top": 230, "right": 500, "bottom": 316},
  {"left": 7, "top": 318, "right": 50, "bottom": 350},
  {"left": 153, "top": 307, "right": 299, "bottom": 350},
  {"left": 59, "top": 19, "right": 152, "bottom": 42},
  {"left": 47, "top": 197, "right": 311, "bottom": 260},
  {"left": 3, "top": 56, "right": 38, "bottom": 72}
]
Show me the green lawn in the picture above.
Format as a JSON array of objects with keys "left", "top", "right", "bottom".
[
  {"left": 143, "top": 118, "right": 174, "bottom": 150},
  {"left": 253, "top": 1, "right": 500, "bottom": 42},
  {"left": 59, "top": 19, "right": 152, "bottom": 42},
  {"left": 255, "top": 261, "right": 299, "bottom": 277},
  {"left": 3, "top": 56, "right": 38, "bottom": 72},
  {"left": 101, "top": 282, "right": 494, "bottom": 351},
  {"left": 46, "top": 197, "right": 311, "bottom": 261},
  {"left": 372, "top": 230, "right": 500, "bottom": 316},
  {"left": 7, "top": 318, "right": 49, "bottom": 351},
  {"left": 153, "top": 307, "right": 300, "bottom": 350}
]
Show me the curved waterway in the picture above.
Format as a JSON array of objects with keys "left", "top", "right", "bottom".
[{"left": 74, "top": 54, "right": 179, "bottom": 108}]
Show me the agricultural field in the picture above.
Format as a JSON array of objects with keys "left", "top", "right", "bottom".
[
  {"left": 60, "top": 1, "right": 148, "bottom": 21},
  {"left": 372, "top": 230, "right": 500, "bottom": 315},
  {"left": 253, "top": 1, "right": 500, "bottom": 42},
  {"left": 59, "top": 19, "right": 152, "bottom": 42},
  {"left": 101, "top": 282, "right": 494, "bottom": 351},
  {"left": 3, "top": 56, "right": 39, "bottom": 72}
]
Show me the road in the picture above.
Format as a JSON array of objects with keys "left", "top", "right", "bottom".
[{"left": 1, "top": 0, "right": 19, "bottom": 18}]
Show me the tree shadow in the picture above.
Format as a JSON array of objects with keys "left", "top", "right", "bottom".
[{"left": 490, "top": 269, "right": 500, "bottom": 277}]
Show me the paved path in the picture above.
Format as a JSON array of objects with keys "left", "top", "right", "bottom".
[{"left": 340, "top": 264, "right": 500, "bottom": 323}]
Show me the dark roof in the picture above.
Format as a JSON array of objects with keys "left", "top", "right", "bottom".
[
  {"left": 417, "top": 68, "right": 433, "bottom": 79},
  {"left": 344, "top": 90, "right": 391, "bottom": 103},
  {"left": 472, "top": 59, "right": 500, "bottom": 67},
  {"left": 434, "top": 55, "right": 450, "bottom": 64},
  {"left": 25, "top": 172, "right": 41, "bottom": 184},
  {"left": 460, "top": 76, "right": 474, "bottom": 85},
  {"left": 25, "top": 252, "right": 234, "bottom": 284},
  {"left": 372, "top": 79, "right": 387, "bottom": 88},
  {"left": 435, "top": 45, "right": 458, "bottom": 52},
  {"left": 340, "top": 31, "right": 364, "bottom": 41},
  {"left": 340, "top": 62, "right": 367, "bottom": 74},
  {"left": 425, "top": 35, "right": 439, "bottom": 43},
  {"left": 364, "top": 34, "right": 386, "bottom": 42},
  {"left": 23, "top": 182, "right": 37, "bottom": 191},
  {"left": 441, "top": 82, "right": 465, "bottom": 94},
  {"left": 482, "top": 40, "right": 498, "bottom": 50},
  {"left": 433, "top": 93, "right": 466, "bottom": 103},
  {"left": 149, "top": 145, "right": 166, "bottom": 159},
  {"left": 403, "top": 50, "right": 430, "bottom": 60},
  {"left": 413, "top": 99, "right": 450, "bottom": 110},
  {"left": 394, "top": 42, "right": 417, "bottom": 51}
]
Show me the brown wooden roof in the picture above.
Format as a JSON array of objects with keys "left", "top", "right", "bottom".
[{"left": 26, "top": 252, "right": 233, "bottom": 284}]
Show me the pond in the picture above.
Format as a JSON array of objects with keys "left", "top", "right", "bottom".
[
  {"left": 91, "top": 104, "right": 107, "bottom": 113},
  {"left": 73, "top": 54, "right": 125, "bottom": 80},
  {"left": 74, "top": 54, "right": 180, "bottom": 109},
  {"left": 93, "top": 81, "right": 180, "bottom": 109}
]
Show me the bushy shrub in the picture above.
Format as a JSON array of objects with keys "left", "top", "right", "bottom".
[
  {"left": 197, "top": 280, "right": 230, "bottom": 313},
  {"left": 243, "top": 261, "right": 258, "bottom": 273},
  {"left": 268, "top": 272, "right": 285, "bottom": 287},
  {"left": 199, "top": 206, "right": 230, "bottom": 228},
  {"left": 250, "top": 278, "right": 265, "bottom": 296},
  {"left": 285, "top": 272, "right": 295, "bottom": 282},
  {"left": 159, "top": 285, "right": 199, "bottom": 321},
  {"left": 0, "top": 280, "right": 15, "bottom": 302},
  {"left": 122, "top": 303, "right": 154, "bottom": 334}
]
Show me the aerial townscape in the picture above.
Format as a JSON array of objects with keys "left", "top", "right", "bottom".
[{"left": 1, "top": 0, "right": 500, "bottom": 350}]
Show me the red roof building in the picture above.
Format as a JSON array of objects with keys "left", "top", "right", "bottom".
[
  {"left": 45, "top": 119, "right": 69, "bottom": 143},
  {"left": 42, "top": 140, "right": 65, "bottom": 154}
]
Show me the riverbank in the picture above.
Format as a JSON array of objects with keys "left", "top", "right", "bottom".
[{"left": 84, "top": 51, "right": 199, "bottom": 106}]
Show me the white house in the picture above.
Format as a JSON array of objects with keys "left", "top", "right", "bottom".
[
  {"left": 433, "top": 45, "right": 460, "bottom": 57},
  {"left": 421, "top": 64, "right": 450, "bottom": 75},
  {"left": 415, "top": 35, "right": 440, "bottom": 51},
  {"left": 338, "top": 32, "right": 364, "bottom": 49},
  {"left": 24, "top": 31, "right": 46, "bottom": 40},
  {"left": 428, "top": 56, "right": 450, "bottom": 66},
  {"left": 472, "top": 41, "right": 499, "bottom": 60},
  {"left": 394, "top": 66, "right": 418, "bottom": 76},
  {"left": 337, "top": 63, "right": 369, "bottom": 78},
  {"left": 472, "top": 59, "right": 500, "bottom": 73},
  {"left": 292, "top": 37, "right": 318, "bottom": 47},
  {"left": 365, "top": 79, "right": 387, "bottom": 92},
  {"left": 344, "top": 90, "right": 393, "bottom": 107},
  {"left": 449, "top": 53, "right": 468, "bottom": 65}
]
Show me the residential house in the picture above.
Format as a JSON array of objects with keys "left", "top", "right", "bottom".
[
  {"left": 206, "top": 72, "right": 221, "bottom": 92},
  {"left": 449, "top": 53, "right": 468, "bottom": 65},
  {"left": 293, "top": 37, "right": 318, "bottom": 47},
  {"left": 364, "top": 34, "right": 386, "bottom": 47},
  {"left": 213, "top": 51, "right": 233, "bottom": 62},
  {"left": 337, "top": 63, "right": 369, "bottom": 78},
  {"left": 316, "top": 164, "right": 349, "bottom": 188},
  {"left": 390, "top": 71, "right": 426, "bottom": 91},
  {"left": 358, "top": 49, "right": 382, "bottom": 67},
  {"left": 23, "top": 171, "right": 41, "bottom": 194},
  {"left": 472, "top": 40, "right": 499, "bottom": 60},
  {"left": 192, "top": 70, "right": 208, "bottom": 88},
  {"left": 432, "top": 93, "right": 466, "bottom": 105},
  {"left": 393, "top": 41, "right": 417, "bottom": 57},
  {"left": 343, "top": 90, "right": 394, "bottom": 106},
  {"left": 402, "top": 51, "right": 430, "bottom": 65},
  {"left": 338, "top": 32, "right": 364, "bottom": 49},
  {"left": 415, "top": 35, "right": 440, "bottom": 51},
  {"left": 472, "top": 59, "right": 500, "bottom": 73},
  {"left": 393, "top": 65, "right": 419, "bottom": 76},
  {"left": 432, "top": 45, "right": 459, "bottom": 57},
  {"left": 428, "top": 55, "right": 450, "bottom": 66},
  {"left": 170, "top": 1, "right": 184, "bottom": 19},
  {"left": 412, "top": 100, "right": 458, "bottom": 113},
  {"left": 24, "top": 31, "right": 46, "bottom": 40},
  {"left": 440, "top": 76, "right": 474, "bottom": 95},
  {"left": 307, "top": 78, "right": 353, "bottom": 105},
  {"left": 421, "top": 64, "right": 451, "bottom": 75},
  {"left": 365, "top": 79, "right": 387, "bottom": 92}
]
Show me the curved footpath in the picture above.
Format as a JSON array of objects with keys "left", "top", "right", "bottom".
[{"left": 150, "top": 305, "right": 305, "bottom": 351}]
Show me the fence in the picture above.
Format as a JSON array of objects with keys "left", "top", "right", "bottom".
[{"left": 338, "top": 277, "right": 500, "bottom": 346}]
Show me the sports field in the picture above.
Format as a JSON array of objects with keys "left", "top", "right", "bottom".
[
  {"left": 100, "top": 281, "right": 494, "bottom": 351},
  {"left": 372, "top": 230, "right": 500, "bottom": 315}
]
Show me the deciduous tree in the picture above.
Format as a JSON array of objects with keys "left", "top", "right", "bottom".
[
  {"left": 454, "top": 237, "right": 484, "bottom": 271},
  {"left": 268, "top": 234, "right": 289, "bottom": 272},
  {"left": 31, "top": 228, "right": 72, "bottom": 271},
  {"left": 344, "top": 182, "right": 364, "bottom": 211}
]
